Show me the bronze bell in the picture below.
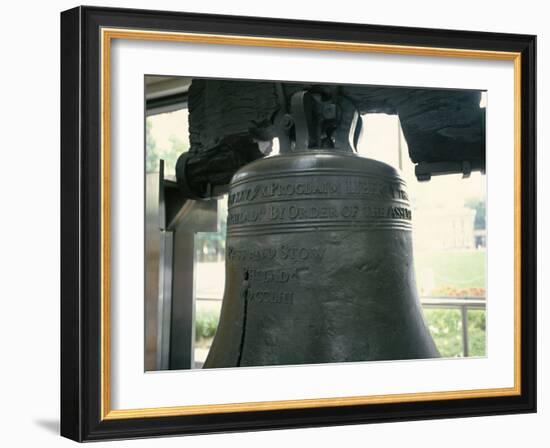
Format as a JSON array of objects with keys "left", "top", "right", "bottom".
[{"left": 203, "top": 149, "right": 439, "bottom": 368}]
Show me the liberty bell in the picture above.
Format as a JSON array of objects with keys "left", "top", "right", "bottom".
[{"left": 202, "top": 90, "right": 439, "bottom": 368}]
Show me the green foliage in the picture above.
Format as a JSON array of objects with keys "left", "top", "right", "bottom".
[
  {"left": 424, "top": 309, "right": 464, "bottom": 357},
  {"left": 195, "top": 311, "right": 220, "bottom": 341},
  {"left": 467, "top": 309, "right": 486, "bottom": 356},
  {"left": 423, "top": 308, "right": 486, "bottom": 357}
]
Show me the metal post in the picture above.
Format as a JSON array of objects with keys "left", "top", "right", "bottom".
[
  {"left": 461, "top": 304, "right": 469, "bottom": 357},
  {"left": 169, "top": 229, "right": 196, "bottom": 369},
  {"left": 145, "top": 171, "right": 161, "bottom": 371},
  {"left": 156, "top": 230, "right": 174, "bottom": 370}
]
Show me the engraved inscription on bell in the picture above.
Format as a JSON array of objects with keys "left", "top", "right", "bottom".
[
  {"left": 227, "top": 174, "right": 412, "bottom": 231},
  {"left": 204, "top": 150, "right": 439, "bottom": 368}
]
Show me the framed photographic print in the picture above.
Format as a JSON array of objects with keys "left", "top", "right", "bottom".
[{"left": 60, "top": 6, "right": 536, "bottom": 442}]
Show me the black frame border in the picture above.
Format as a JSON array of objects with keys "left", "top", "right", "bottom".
[{"left": 60, "top": 6, "right": 536, "bottom": 442}]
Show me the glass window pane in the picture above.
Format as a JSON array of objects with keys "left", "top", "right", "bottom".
[
  {"left": 146, "top": 108, "right": 189, "bottom": 176},
  {"left": 144, "top": 82, "right": 487, "bottom": 369}
]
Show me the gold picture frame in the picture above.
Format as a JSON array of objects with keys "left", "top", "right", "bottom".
[{"left": 61, "top": 6, "right": 536, "bottom": 441}]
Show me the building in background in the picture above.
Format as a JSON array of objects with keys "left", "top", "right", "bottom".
[{"left": 414, "top": 206, "right": 476, "bottom": 251}]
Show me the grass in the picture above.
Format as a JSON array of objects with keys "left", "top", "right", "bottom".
[{"left": 415, "top": 249, "right": 486, "bottom": 294}]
